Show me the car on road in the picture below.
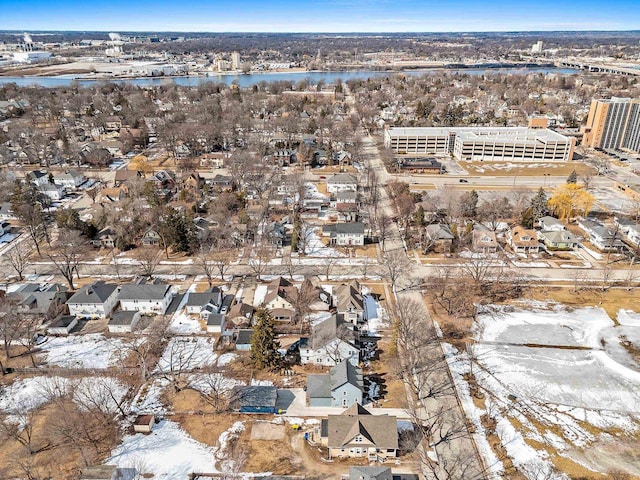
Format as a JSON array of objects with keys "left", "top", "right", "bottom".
[{"left": 459, "top": 178, "right": 469, "bottom": 183}]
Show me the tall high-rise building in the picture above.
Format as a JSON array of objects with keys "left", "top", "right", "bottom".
[
  {"left": 581, "top": 97, "right": 640, "bottom": 154},
  {"left": 531, "top": 40, "right": 544, "bottom": 54},
  {"left": 231, "top": 51, "right": 241, "bottom": 70}
]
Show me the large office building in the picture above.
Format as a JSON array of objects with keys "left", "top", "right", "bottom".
[
  {"left": 581, "top": 97, "right": 640, "bottom": 154},
  {"left": 384, "top": 126, "right": 576, "bottom": 162}
]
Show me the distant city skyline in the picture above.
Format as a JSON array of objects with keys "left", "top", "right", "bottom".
[{"left": 1, "top": 0, "right": 640, "bottom": 32}]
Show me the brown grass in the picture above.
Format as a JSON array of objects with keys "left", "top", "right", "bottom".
[{"left": 464, "top": 161, "right": 595, "bottom": 177}]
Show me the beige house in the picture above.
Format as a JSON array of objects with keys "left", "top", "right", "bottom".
[
  {"left": 472, "top": 230, "right": 498, "bottom": 254},
  {"left": 507, "top": 226, "right": 540, "bottom": 254},
  {"left": 318, "top": 404, "right": 398, "bottom": 462}
]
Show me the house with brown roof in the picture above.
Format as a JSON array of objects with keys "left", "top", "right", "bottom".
[
  {"left": 472, "top": 229, "right": 498, "bottom": 254},
  {"left": 506, "top": 226, "right": 540, "bottom": 254},
  {"left": 262, "top": 277, "right": 297, "bottom": 322},
  {"left": 319, "top": 404, "right": 398, "bottom": 461}
]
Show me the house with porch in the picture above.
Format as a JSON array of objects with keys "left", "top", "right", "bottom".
[
  {"left": 537, "top": 230, "right": 578, "bottom": 250},
  {"left": 323, "top": 223, "right": 365, "bottom": 246},
  {"left": 118, "top": 282, "right": 173, "bottom": 314},
  {"left": 334, "top": 281, "right": 365, "bottom": 325},
  {"left": 327, "top": 173, "right": 357, "bottom": 193},
  {"left": 506, "top": 226, "right": 540, "bottom": 254},
  {"left": 472, "top": 229, "right": 498, "bottom": 254},
  {"left": 318, "top": 404, "right": 398, "bottom": 461},
  {"left": 300, "top": 314, "right": 359, "bottom": 367}
]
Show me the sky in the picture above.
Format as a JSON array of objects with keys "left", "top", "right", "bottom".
[{"left": 1, "top": 0, "right": 639, "bottom": 32}]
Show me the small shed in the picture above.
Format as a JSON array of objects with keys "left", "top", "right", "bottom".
[
  {"left": 108, "top": 310, "right": 141, "bottom": 333},
  {"left": 230, "top": 385, "right": 278, "bottom": 414},
  {"left": 133, "top": 414, "right": 155, "bottom": 433},
  {"left": 235, "top": 329, "right": 254, "bottom": 351},
  {"left": 47, "top": 315, "right": 78, "bottom": 335}
]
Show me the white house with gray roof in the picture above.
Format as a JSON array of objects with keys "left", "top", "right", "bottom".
[
  {"left": 301, "top": 314, "right": 359, "bottom": 367},
  {"left": 326, "top": 173, "right": 357, "bottom": 193},
  {"left": 66, "top": 281, "right": 119, "bottom": 318},
  {"left": 307, "top": 360, "right": 363, "bottom": 407},
  {"left": 118, "top": 283, "right": 173, "bottom": 314},
  {"left": 323, "top": 223, "right": 365, "bottom": 246}
]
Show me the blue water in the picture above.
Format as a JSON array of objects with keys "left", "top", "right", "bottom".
[{"left": 0, "top": 67, "right": 579, "bottom": 88}]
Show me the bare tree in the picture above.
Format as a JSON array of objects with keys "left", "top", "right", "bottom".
[
  {"left": 381, "top": 248, "right": 412, "bottom": 291},
  {"left": 0, "top": 410, "right": 53, "bottom": 455},
  {"left": 248, "top": 245, "right": 274, "bottom": 282},
  {"left": 136, "top": 247, "right": 162, "bottom": 279},
  {"left": 47, "top": 229, "right": 87, "bottom": 290},
  {"left": 6, "top": 239, "right": 33, "bottom": 281},
  {"left": 122, "top": 319, "right": 168, "bottom": 381}
]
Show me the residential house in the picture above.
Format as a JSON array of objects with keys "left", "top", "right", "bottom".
[
  {"left": 185, "top": 287, "right": 223, "bottom": 316},
  {"left": 262, "top": 277, "right": 296, "bottom": 322},
  {"left": 92, "top": 226, "right": 117, "bottom": 249},
  {"left": 66, "top": 281, "right": 119, "bottom": 318},
  {"left": 318, "top": 404, "right": 398, "bottom": 461},
  {"left": 226, "top": 303, "right": 255, "bottom": 330},
  {"left": 472, "top": 229, "right": 498, "bottom": 254},
  {"left": 208, "top": 174, "right": 234, "bottom": 192},
  {"left": 47, "top": 315, "right": 78, "bottom": 335},
  {"left": 334, "top": 281, "right": 365, "bottom": 325},
  {"left": 118, "top": 282, "right": 173, "bottom": 314},
  {"left": 614, "top": 217, "right": 637, "bottom": 235},
  {"left": 0, "top": 220, "right": 11, "bottom": 237},
  {"left": 578, "top": 218, "right": 625, "bottom": 252},
  {"left": 54, "top": 170, "right": 85, "bottom": 189},
  {"left": 273, "top": 149, "right": 296, "bottom": 166},
  {"left": 108, "top": 310, "right": 141, "bottom": 333},
  {"left": 313, "top": 150, "right": 329, "bottom": 166},
  {"left": 8, "top": 283, "right": 69, "bottom": 320},
  {"left": 506, "top": 226, "right": 540, "bottom": 254},
  {"left": 300, "top": 314, "right": 359, "bottom": 367},
  {"left": 323, "top": 223, "right": 365, "bottom": 246},
  {"left": 537, "top": 216, "right": 566, "bottom": 232},
  {"left": 39, "top": 182, "right": 66, "bottom": 200},
  {"left": 537, "top": 230, "right": 579, "bottom": 250},
  {"left": 348, "top": 466, "right": 418, "bottom": 480},
  {"left": 141, "top": 228, "right": 162, "bottom": 247},
  {"left": 423, "top": 224, "right": 454, "bottom": 253},
  {"left": 183, "top": 172, "right": 204, "bottom": 195},
  {"left": 104, "top": 116, "right": 122, "bottom": 132},
  {"left": 230, "top": 385, "right": 278, "bottom": 414},
  {"left": 28, "top": 169, "right": 49, "bottom": 187},
  {"left": 97, "top": 186, "right": 127, "bottom": 203},
  {"left": 327, "top": 174, "right": 357, "bottom": 193},
  {"left": 113, "top": 169, "right": 141, "bottom": 187},
  {"left": 307, "top": 360, "right": 364, "bottom": 407},
  {"left": 265, "top": 221, "right": 288, "bottom": 247}
]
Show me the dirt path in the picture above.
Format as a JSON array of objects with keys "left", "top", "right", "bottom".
[{"left": 290, "top": 433, "right": 344, "bottom": 479}]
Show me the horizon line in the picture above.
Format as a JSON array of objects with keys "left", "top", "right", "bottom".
[{"left": 2, "top": 29, "right": 640, "bottom": 34}]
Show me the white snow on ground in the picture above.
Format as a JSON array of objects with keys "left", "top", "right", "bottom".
[
  {"left": 107, "top": 420, "right": 217, "bottom": 478},
  {"left": 169, "top": 311, "right": 202, "bottom": 334},
  {"left": 129, "top": 378, "right": 170, "bottom": 415},
  {"left": 309, "top": 311, "right": 333, "bottom": 326},
  {"left": 512, "top": 261, "right": 549, "bottom": 268},
  {"left": 363, "top": 294, "right": 388, "bottom": 335},
  {"left": 442, "top": 343, "right": 504, "bottom": 478},
  {"left": 39, "top": 334, "right": 128, "bottom": 368},
  {"left": 579, "top": 244, "right": 603, "bottom": 260},
  {"left": 304, "top": 230, "right": 347, "bottom": 257},
  {"left": 155, "top": 337, "right": 217, "bottom": 373},
  {"left": 252, "top": 284, "right": 268, "bottom": 307},
  {"left": 0, "top": 376, "right": 128, "bottom": 415},
  {"left": 216, "top": 353, "right": 238, "bottom": 367},
  {"left": 475, "top": 304, "right": 614, "bottom": 348},
  {"left": 461, "top": 304, "right": 640, "bottom": 478},
  {"left": 188, "top": 373, "right": 244, "bottom": 395}
]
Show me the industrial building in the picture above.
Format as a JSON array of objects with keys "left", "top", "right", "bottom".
[
  {"left": 581, "top": 97, "right": 640, "bottom": 154},
  {"left": 384, "top": 126, "right": 575, "bottom": 162}
]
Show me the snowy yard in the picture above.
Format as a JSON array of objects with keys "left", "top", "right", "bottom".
[
  {"left": 169, "top": 311, "right": 202, "bottom": 334},
  {"left": 38, "top": 333, "right": 129, "bottom": 369},
  {"left": 155, "top": 337, "right": 218, "bottom": 373},
  {"left": 454, "top": 303, "right": 640, "bottom": 479}
]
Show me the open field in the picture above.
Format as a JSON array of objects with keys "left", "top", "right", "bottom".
[{"left": 464, "top": 161, "right": 595, "bottom": 177}]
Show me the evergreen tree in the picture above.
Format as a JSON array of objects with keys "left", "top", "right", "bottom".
[
  {"left": 529, "top": 187, "right": 550, "bottom": 223},
  {"left": 566, "top": 170, "right": 578, "bottom": 184},
  {"left": 250, "top": 309, "right": 281, "bottom": 370}
]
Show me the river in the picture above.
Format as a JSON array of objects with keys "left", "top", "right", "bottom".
[{"left": 0, "top": 67, "right": 579, "bottom": 88}]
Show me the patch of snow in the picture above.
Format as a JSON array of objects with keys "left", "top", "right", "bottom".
[
  {"left": 155, "top": 337, "right": 217, "bottom": 373},
  {"left": 169, "top": 312, "right": 202, "bottom": 334},
  {"left": 39, "top": 334, "right": 128, "bottom": 368},
  {"left": 253, "top": 284, "right": 268, "bottom": 307},
  {"left": 217, "top": 353, "right": 238, "bottom": 367},
  {"left": 107, "top": 420, "right": 217, "bottom": 478}
]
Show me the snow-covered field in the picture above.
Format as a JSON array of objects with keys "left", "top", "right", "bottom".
[
  {"left": 155, "top": 337, "right": 218, "bottom": 373},
  {"left": 107, "top": 420, "right": 218, "bottom": 478},
  {"left": 0, "top": 376, "right": 128, "bottom": 414},
  {"left": 169, "top": 311, "right": 203, "bottom": 334},
  {"left": 304, "top": 230, "right": 347, "bottom": 257},
  {"left": 458, "top": 304, "right": 640, "bottom": 479},
  {"left": 38, "top": 333, "right": 129, "bottom": 368}
]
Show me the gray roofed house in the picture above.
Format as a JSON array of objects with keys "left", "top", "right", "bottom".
[
  {"left": 334, "top": 282, "right": 365, "bottom": 324},
  {"left": 537, "top": 230, "right": 579, "bottom": 250},
  {"left": 47, "top": 315, "right": 78, "bottom": 335},
  {"left": 9, "top": 283, "right": 69, "bottom": 319},
  {"left": 307, "top": 359, "right": 364, "bottom": 407},
  {"left": 323, "top": 222, "right": 365, "bottom": 246},
  {"left": 185, "top": 288, "right": 223, "bottom": 314},
  {"left": 66, "top": 281, "right": 119, "bottom": 318},
  {"left": 235, "top": 329, "right": 254, "bottom": 351},
  {"left": 423, "top": 224, "right": 454, "bottom": 253},
  {"left": 230, "top": 385, "right": 278, "bottom": 413},
  {"left": 349, "top": 466, "right": 419, "bottom": 480},
  {"left": 300, "top": 314, "right": 359, "bottom": 367},
  {"left": 537, "top": 216, "right": 566, "bottom": 232},
  {"left": 326, "top": 173, "right": 357, "bottom": 193},
  {"left": 118, "top": 283, "right": 173, "bottom": 314},
  {"left": 322, "top": 403, "right": 398, "bottom": 460},
  {"left": 206, "top": 313, "right": 226, "bottom": 333}
]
